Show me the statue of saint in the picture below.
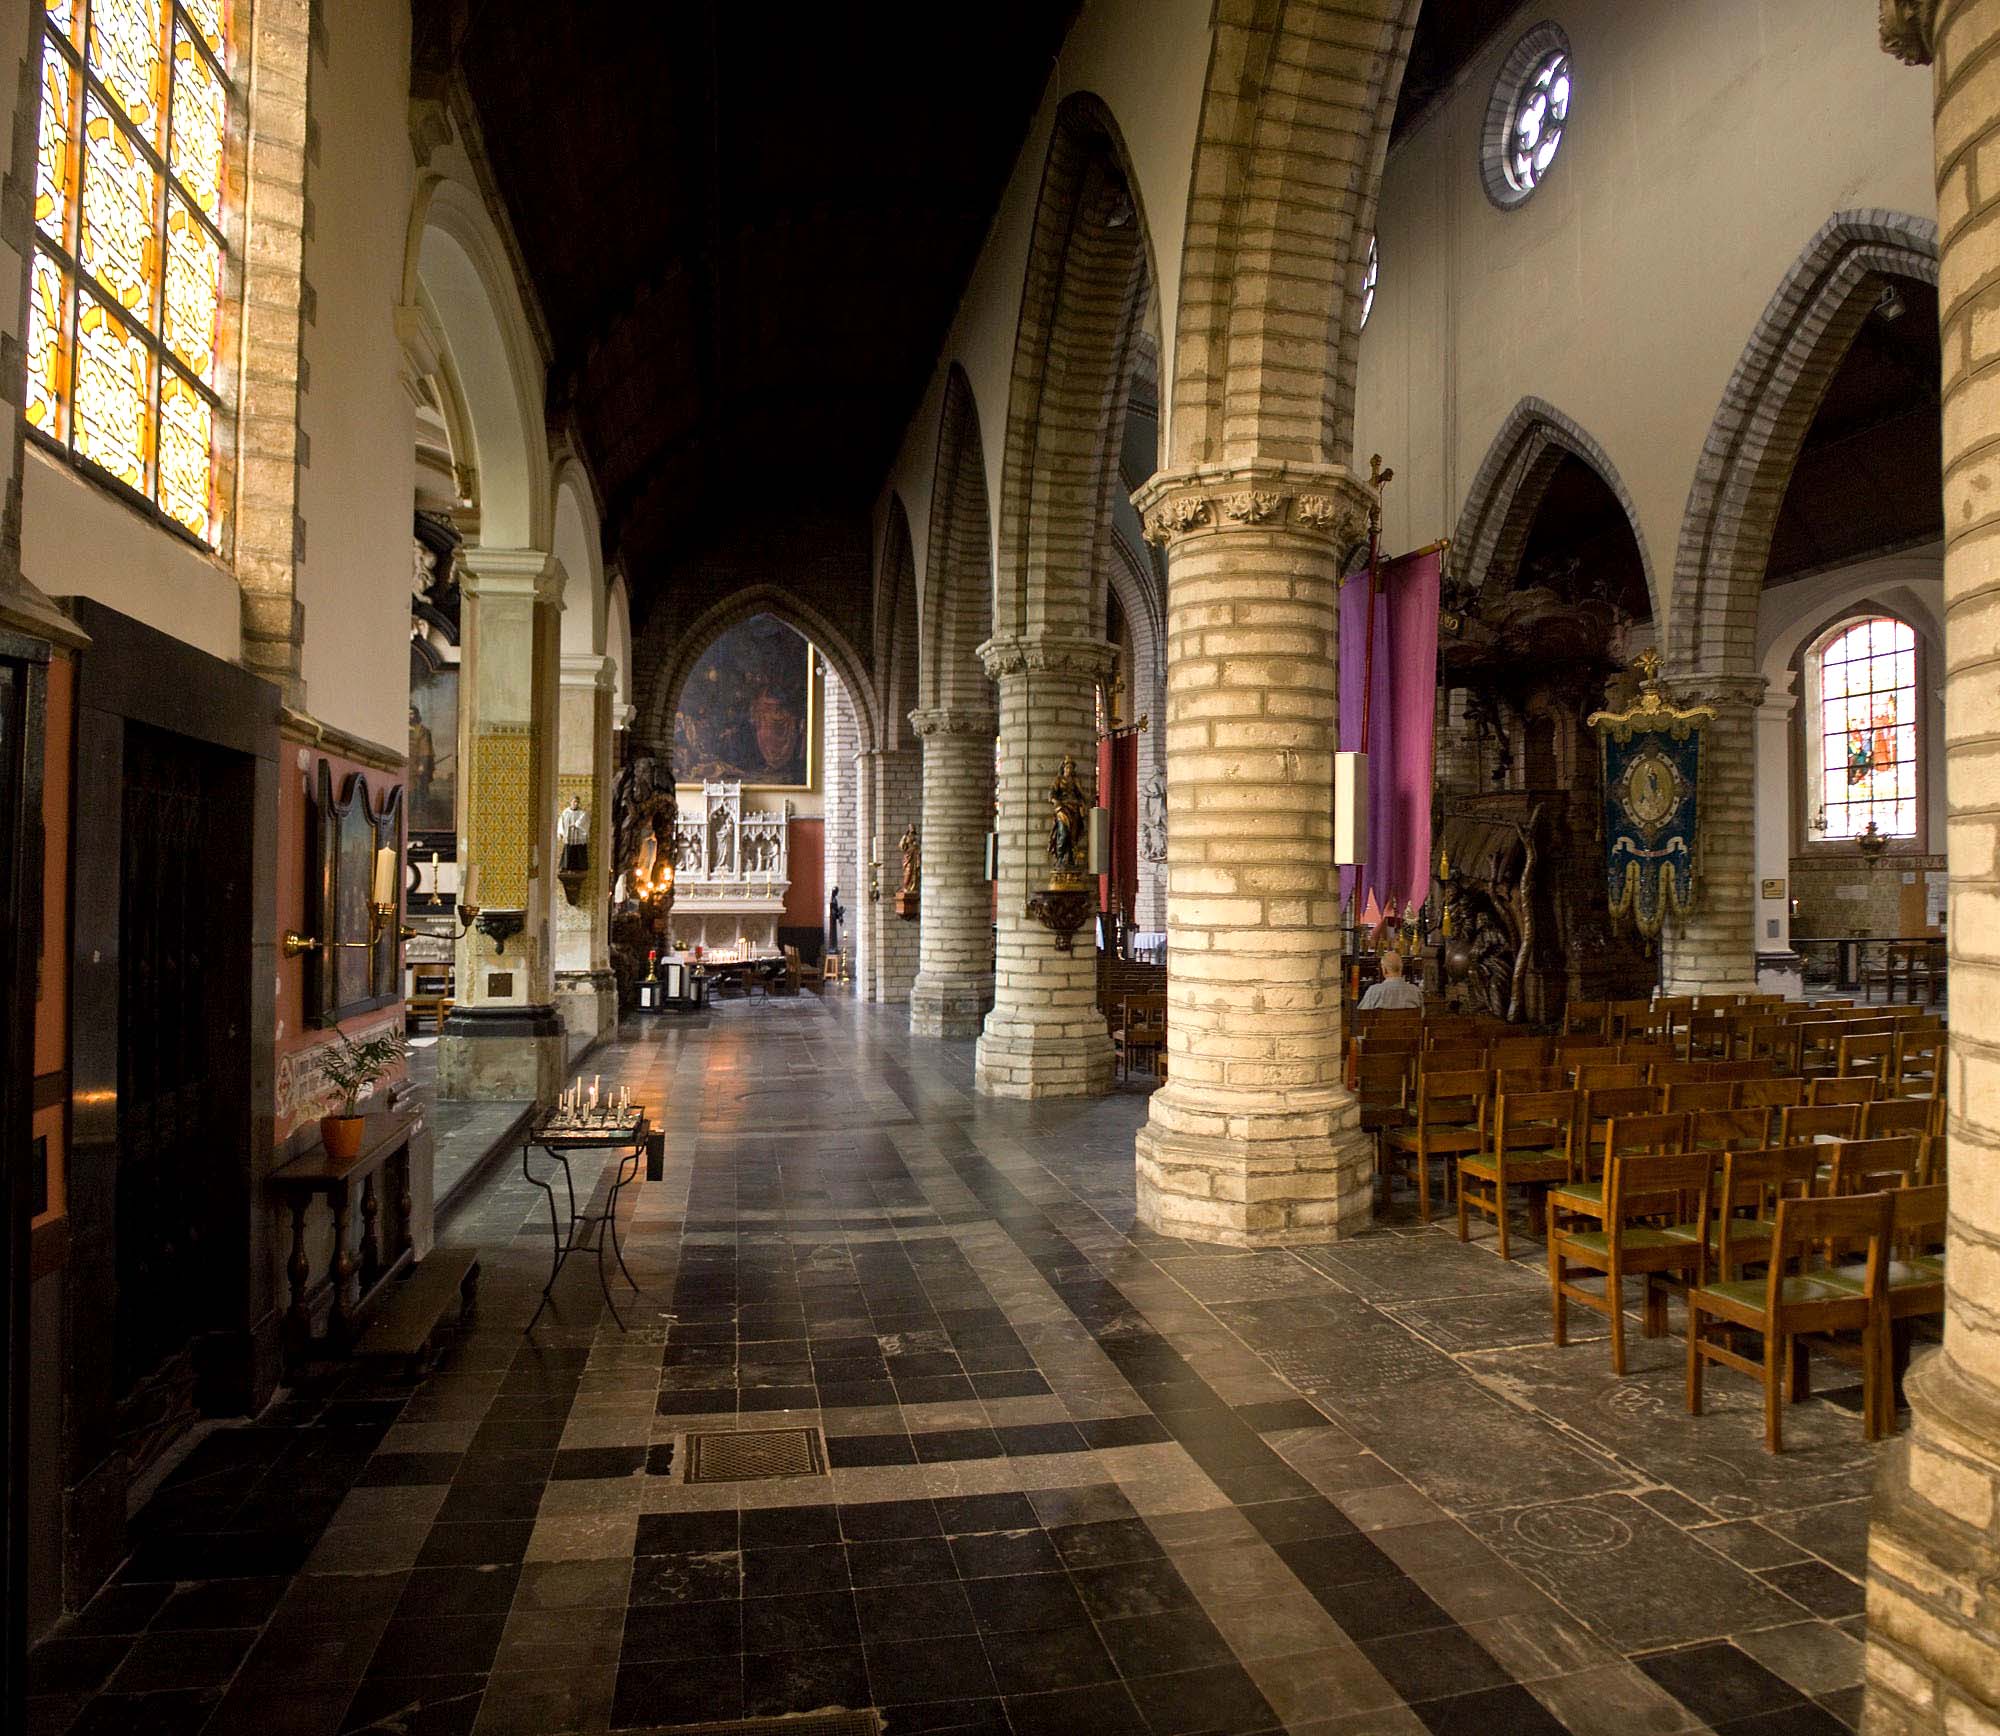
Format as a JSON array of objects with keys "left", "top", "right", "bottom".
[
  {"left": 1047, "top": 754, "right": 1090, "bottom": 882},
  {"left": 827, "top": 886, "right": 844, "bottom": 954},
  {"left": 1140, "top": 772, "right": 1167, "bottom": 864},
  {"left": 556, "top": 795, "right": 589, "bottom": 874},
  {"left": 899, "top": 822, "right": 921, "bottom": 896}
]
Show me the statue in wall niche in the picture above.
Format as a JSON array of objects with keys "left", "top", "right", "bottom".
[
  {"left": 900, "top": 822, "right": 921, "bottom": 896},
  {"left": 1140, "top": 772, "right": 1167, "bottom": 864},
  {"left": 1046, "top": 754, "right": 1090, "bottom": 885},
  {"left": 556, "top": 796, "right": 590, "bottom": 873}
]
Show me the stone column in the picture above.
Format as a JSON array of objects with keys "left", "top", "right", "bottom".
[
  {"left": 1867, "top": 6, "right": 2000, "bottom": 1729},
  {"left": 822, "top": 677, "right": 859, "bottom": 975},
  {"left": 1754, "top": 676, "right": 1803, "bottom": 995},
  {"left": 439, "top": 547, "right": 566, "bottom": 1102},
  {"left": 1129, "top": 467, "right": 1374, "bottom": 1244},
  {"left": 975, "top": 633, "right": 1117, "bottom": 1097},
  {"left": 910, "top": 706, "right": 997, "bottom": 1037},
  {"left": 1658, "top": 673, "right": 1762, "bottom": 997},
  {"left": 856, "top": 747, "right": 922, "bottom": 1003},
  {"left": 553, "top": 652, "right": 617, "bottom": 1057}
]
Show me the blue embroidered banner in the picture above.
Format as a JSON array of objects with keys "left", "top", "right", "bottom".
[{"left": 1589, "top": 654, "right": 1713, "bottom": 939}]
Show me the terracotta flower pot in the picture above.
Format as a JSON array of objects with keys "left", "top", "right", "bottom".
[{"left": 320, "top": 1114, "right": 365, "bottom": 1161}]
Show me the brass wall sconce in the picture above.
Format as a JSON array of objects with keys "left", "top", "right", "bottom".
[
  {"left": 285, "top": 846, "right": 414, "bottom": 956},
  {"left": 1857, "top": 820, "right": 1889, "bottom": 865}
]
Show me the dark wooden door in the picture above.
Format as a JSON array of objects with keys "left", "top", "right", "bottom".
[{"left": 113, "top": 722, "right": 239, "bottom": 1476}]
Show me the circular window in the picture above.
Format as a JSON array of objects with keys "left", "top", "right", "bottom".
[
  {"left": 1360, "top": 234, "right": 1379, "bottom": 330},
  {"left": 1482, "top": 24, "right": 1573, "bottom": 208}
]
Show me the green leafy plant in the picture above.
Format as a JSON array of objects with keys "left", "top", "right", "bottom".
[{"left": 318, "top": 1030, "right": 406, "bottom": 1118}]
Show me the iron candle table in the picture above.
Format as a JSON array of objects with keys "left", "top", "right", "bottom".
[{"left": 523, "top": 1103, "right": 648, "bottom": 1331}]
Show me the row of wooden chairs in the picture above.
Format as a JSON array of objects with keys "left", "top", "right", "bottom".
[{"left": 1110, "top": 993, "right": 1166, "bottom": 1080}]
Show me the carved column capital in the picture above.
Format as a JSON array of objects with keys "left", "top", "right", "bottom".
[
  {"left": 460, "top": 546, "right": 563, "bottom": 608},
  {"left": 1130, "top": 462, "right": 1377, "bottom": 557},
  {"left": 976, "top": 633, "right": 1118, "bottom": 683},
  {"left": 1879, "top": 0, "right": 1939, "bottom": 64},
  {"left": 908, "top": 706, "right": 999, "bottom": 740},
  {"left": 1664, "top": 669, "right": 1767, "bottom": 715}
]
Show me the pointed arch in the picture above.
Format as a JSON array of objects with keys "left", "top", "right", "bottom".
[
  {"left": 1454, "top": 397, "right": 1659, "bottom": 615},
  {"left": 553, "top": 453, "right": 607, "bottom": 657},
  {"left": 1671, "top": 210, "right": 1939, "bottom": 673},
  {"left": 922, "top": 366, "right": 996, "bottom": 712},
  {"left": 875, "top": 497, "right": 922, "bottom": 752},
  {"left": 995, "top": 93, "right": 1157, "bottom": 643}
]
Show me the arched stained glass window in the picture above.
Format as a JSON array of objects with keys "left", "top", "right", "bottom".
[
  {"left": 27, "top": 0, "right": 232, "bottom": 546},
  {"left": 1359, "top": 234, "right": 1379, "bottom": 331},
  {"left": 1817, "top": 616, "right": 1917, "bottom": 839}
]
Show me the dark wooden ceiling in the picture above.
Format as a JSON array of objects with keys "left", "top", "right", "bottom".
[{"left": 437, "top": 1, "right": 1078, "bottom": 601}]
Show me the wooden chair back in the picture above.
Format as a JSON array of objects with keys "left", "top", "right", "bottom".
[
  {"left": 1423, "top": 1044, "right": 1490, "bottom": 1075},
  {"left": 1573, "top": 1061, "right": 1644, "bottom": 1090},
  {"left": 1690, "top": 1107, "right": 1772, "bottom": 1152},
  {"left": 1862, "top": 1097, "right": 1932, "bottom": 1141},
  {"left": 1603, "top": 1111, "right": 1690, "bottom": 1165},
  {"left": 1666, "top": 1081, "right": 1737, "bottom": 1114},
  {"left": 1739, "top": 1020, "right": 1805, "bottom": 1074},
  {"left": 1492, "top": 1088, "right": 1580, "bottom": 1165},
  {"left": 1606, "top": 1147, "right": 1714, "bottom": 1230},
  {"left": 1780, "top": 1102, "right": 1862, "bottom": 1144},
  {"left": 1894, "top": 1033, "right": 1943, "bottom": 1098},
  {"left": 1497, "top": 1065, "right": 1568, "bottom": 1096},
  {"left": 1607, "top": 998, "right": 1654, "bottom": 1040},
  {"left": 1563, "top": 1001, "right": 1609, "bottom": 1038},
  {"left": 1413, "top": 1067, "right": 1489, "bottom": 1135},
  {"left": 1651, "top": 1060, "right": 1713, "bottom": 1085},
  {"left": 1580, "top": 1086, "right": 1664, "bottom": 1176},
  {"left": 1827, "top": 1135, "right": 1923, "bottom": 1195},
  {"left": 1810, "top": 1076, "right": 1881, "bottom": 1108},
  {"left": 1709, "top": 1060, "right": 1771, "bottom": 1083},
  {"left": 1686, "top": 1012, "right": 1733, "bottom": 1059},
  {"left": 1620, "top": 1038, "right": 1678, "bottom": 1070},
  {"left": 1490, "top": 1036, "right": 1553, "bottom": 1069},
  {"left": 1838, "top": 1032, "right": 1895, "bottom": 1084},
  {"left": 1739, "top": 1077, "right": 1806, "bottom": 1110}
]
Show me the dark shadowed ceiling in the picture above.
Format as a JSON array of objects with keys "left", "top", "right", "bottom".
[
  {"left": 429, "top": 2, "right": 1077, "bottom": 606},
  {"left": 1392, "top": 0, "right": 1523, "bottom": 141}
]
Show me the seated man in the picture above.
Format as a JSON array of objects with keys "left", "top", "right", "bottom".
[{"left": 1359, "top": 948, "right": 1425, "bottom": 1012}]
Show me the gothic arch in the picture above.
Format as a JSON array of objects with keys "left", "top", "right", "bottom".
[
  {"left": 1168, "top": 0, "right": 1420, "bottom": 468},
  {"left": 553, "top": 454, "right": 607, "bottom": 657},
  {"left": 875, "top": 497, "right": 922, "bottom": 751},
  {"left": 922, "top": 365, "right": 996, "bottom": 713},
  {"left": 994, "top": 93, "right": 1157, "bottom": 642},
  {"left": 1453, "top": 397, "right": 1659, "bottom": 614},
  {"left": 1671, "top": 209, "right": 1940, "bottom": 673}
]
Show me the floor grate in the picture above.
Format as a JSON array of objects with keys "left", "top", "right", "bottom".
[
  {"left": 631, "top": 1714, "right": 878, "bottom": 1736},
  {"left": 683, "top": 1425, "right": 827, "bottom": 1482}
]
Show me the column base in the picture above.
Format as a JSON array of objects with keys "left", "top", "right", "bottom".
[
  {"left": 911, "top": 973, "right": 993, "bottom": 1039},
  {"left": 975, "top": 1026, "right": 1115, "bottom": 1099},
  {"left": 1134, "top": 1083, "right": 1373, "bottom": 1246},
  {"left": 439, "top": 1004, "right": 565, "bottom": 1103},
  {"left": 555, "top": 969, "right": 619, "bottom": 1061},
  {"left": 1864, "top": 1351, "right": 2000, "bottom": 1732}
]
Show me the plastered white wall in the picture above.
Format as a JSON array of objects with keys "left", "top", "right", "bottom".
[
  {"left": 1355, "top": 0, "right": 1937, "bottom": 627},
  {"left": 296, "top": 0, "right": 419, "bottom": 749}
]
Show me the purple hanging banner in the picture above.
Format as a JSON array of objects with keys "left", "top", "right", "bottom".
[{"left": 1338, "top": 547, "right": 1442, "bottom": 921}]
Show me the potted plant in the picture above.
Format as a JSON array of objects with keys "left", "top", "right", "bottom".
[{"left": 317, "top": 1029, "right": 406, "bottom": 1161}]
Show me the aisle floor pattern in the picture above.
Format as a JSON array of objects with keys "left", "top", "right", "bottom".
[{"left": 29, "top": 996, "right": 1883, "bottom": 1735}]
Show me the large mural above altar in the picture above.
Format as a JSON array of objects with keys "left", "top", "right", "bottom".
[{"left": 675, "top": 614, "right": 814, "bottom": 787}]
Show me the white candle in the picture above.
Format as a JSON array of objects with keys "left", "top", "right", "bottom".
[
  {"left": 372, "top": 845, "right": 397, "bottom": 907},
  {"left": 462, "top": 861, "right": 480, "bottom": 906}
]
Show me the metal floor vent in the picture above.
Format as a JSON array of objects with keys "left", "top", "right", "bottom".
[
  {"left": 634, "top": 1714, "right": 878, "bottom": 1736},
  {"left": 684, "top": 1425, "right": 827, "bottom": 1482}
]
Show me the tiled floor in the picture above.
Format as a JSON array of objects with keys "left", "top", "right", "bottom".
[{"left": 30, "top": 996, "right": 1885, "bottom": 1734}]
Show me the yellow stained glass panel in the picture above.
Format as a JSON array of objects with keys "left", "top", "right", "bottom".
[
  {"left": 35, "top": 38, "right": 76, "bottom": 245},
  {"left": 157, "top": 371, "right": 213, "bottom": 538},
  {"left": 169, "top": 23, "right": 226, "bottom": 217},
  {"left": 183, "top": 0, "right": 227, "bottom": 61},
  {"left": 80, "top": 97, "right": 159, "bottom": 325},
  {"left": 25, "top": 251, "right": 70, "bottom": 441},
  {"left": 163, "top": 194, "right": 220, "bottom": 383},
  {"left": 88, "top": 0, "right": 167, "bottom": 145},
  {"left": 47, "top": 0, "right": 81, "bottom": 46},
  {"left": 73, "top": 291, "right": 150, "bottom": 491}
]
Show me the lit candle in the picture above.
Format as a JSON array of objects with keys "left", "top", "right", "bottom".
[
  {"left": 372, "top": 845, "right": 397, "bottom": 907},
  {"left": 429, "top": 851, "right": 439, "bottom": 892}
]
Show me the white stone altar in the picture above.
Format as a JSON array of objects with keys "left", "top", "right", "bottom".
[{"left": 667, "top": 781, "right": 793, "bottom": 953}]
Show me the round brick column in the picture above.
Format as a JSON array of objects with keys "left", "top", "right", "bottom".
[
  {"left": 1868, "top": 5, "right": 2000, "bottom": 1729},
  {"left": 1658, "top": 673, "right": 1763, "bottom": 997},
  {"left": 909, "top": 707, "right": 997, "bottom": 1039},
  {"left": 1129, "top": 464, "right": 1376, "bottom": 1246},
  {"left": 974, "top": 634, "right": 1116, "bottom": 1098}
]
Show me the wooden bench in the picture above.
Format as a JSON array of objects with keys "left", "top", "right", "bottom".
[{"left": 353, "top": 1245, "right": 482, "bottom": 1377}]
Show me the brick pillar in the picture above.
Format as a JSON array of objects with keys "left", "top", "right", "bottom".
[
  {"left": 975, "top": 633, "right": 1116, "bottom": 1098},
  {"left": 861, "top": 748, "right": 922, "bottom": 1003},
  {"left": 1754, "top": 676, "right": 1801, "bottom": 991},
  {"left": 910, "top": 707, "right": 997, "bottom": 1037},
  {"left": 1658, "top": 674, "right": 1762, "bottom": 996},
  {"left": 1129, "top": 467, "right": 1375, "bottom": 1245},
  {"left": 553, "top": 653, "right": 616, "bottom": 1056},
  {"left": 822, "top": 678, "right": 858, "bottom": 972},
  {"left": 439, "top": 547, "right": 565, "bottom": 1103},
  {"left": 1867, "top": 6, "right": 2000, "bottom": 1729},
  {"left": 1135, "top": 686, "right": 1168, "bottom": 934}
]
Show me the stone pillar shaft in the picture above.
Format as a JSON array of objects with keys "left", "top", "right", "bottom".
[
  {"left": 858, "top": 747, "right": 922, "bottom": 1004},
  {"left": 554, "top": 653, "right": 617, "bottom": 1056},
  {"left": 1754, "top": 678, "right": 1798, "bottom": 971},
  {"left": 439, "top": 547, "right": 565, "bottom": 1102},
  {"left": 910, "top": 707, "right": 997, "bottom": 1037},
  {"left": 822, "top": 678, "right": 859, "bottom": 970},
  {"left": 1867, "top": 6, "right": 2000, "bottom": 1730},
  {"left": 1130, "top": 466, "right": 1375, "bottom": 1244},
  {"left": 1659, "top": 674, "right": 1762, "bottom": 996},
  {"left": 974, "top": 634, "right": 1115, "bottom": 1098}
]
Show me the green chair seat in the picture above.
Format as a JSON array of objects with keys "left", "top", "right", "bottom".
[
  {"left": 1819, "top": 1258, "right": 1944, "bottom": 1294},
  {"left": 1556, "top": 1226, "right": 1689, "bottom": 1258},
  {"left": 1697, "top": 1274, "right": 1849, "bottom": 1311}
]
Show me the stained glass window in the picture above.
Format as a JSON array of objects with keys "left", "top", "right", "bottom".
[
  {"left": 1505, "top": 50, "right": 1570, "bottom": 197},
  {"left": 1360, "top": 234, "right": 1379, "bottom": 331},
  {"left": 27, "top": 0, "right": 232, "bottom": 546},
  {"left": 1818, "top": 617, "right": 1918, "bottom": 840}
]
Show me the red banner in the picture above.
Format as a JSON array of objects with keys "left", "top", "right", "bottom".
[{"left": 1097, "top": 731, "right": 1139, "bottom": 918}]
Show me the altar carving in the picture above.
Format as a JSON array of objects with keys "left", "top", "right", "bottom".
[{"left": 667, "top": 780, "right": 794, "bottom": 953}]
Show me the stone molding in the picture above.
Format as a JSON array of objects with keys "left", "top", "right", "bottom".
[
  {"left": 976, "top": 633, "right": 1117, "bottom": 683},
  {"left": 908, "top": 706, "right": 998, "bottom": 740},
  {"left": 1131, "top": 463, "right": 1374, "bottom": 554},
  {"left": 1663, "top": 670, "right": 1767, "bottom": 713},
  {"left": 560, "top": 652, "right": 616, "bottom": 691},
  {"left": 1880, "top": 0, "right": 1939, "bottom": 63},
  {"left": 460, "top": 545, "right": 562, "bottom": 606}
]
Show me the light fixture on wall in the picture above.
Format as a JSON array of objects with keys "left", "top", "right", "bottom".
[
  {"left": 1857, "top": 820, "right": 1890, "bottom": 865},
  {"left": 283, "top": 845, "right": 418, "bottom": 957}
]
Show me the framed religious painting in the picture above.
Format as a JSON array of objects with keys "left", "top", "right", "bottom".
[
  {"left": 308, "top": 761, "right": 404, "bottom": 1026},
  {"left": 673, "top": 614, "right": 815, "bottom": 788}
]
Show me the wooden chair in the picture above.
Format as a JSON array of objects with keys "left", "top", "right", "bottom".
[
  {"left": 1822, "top": 1183, "right": 1946, "bottom": 1435},
  {"left": 1114, "top": 994, "right": 1168, "bottom": 1080},
  {"left": 1861, "top": 1097, "right": 1933, "bottom": 1141},
  {"left": 1738, "top": 1021, "right": 1805, "bottom": 1075},
  {"left": 1739, "top": 1076, "right": 1806, "bottom": 1112},
  {"left": 1826, "top": 1135, "right": 1923, "bottom": 1195},
  {"left": 1665, "top": 1144, "right": 1820, "bottom": 1282},
  {"left": 1686, "top": 1012, "right": 1733, "bottom": 1061},
  {"left": 1780, "top": 1103, "right": 1862, "bottom": 1145},
  {"left": 1651, "top": 1060, "right": 1713, "bottom": 1086},
  {"left": 1693, "top": 993, "right": 1742, "bottom": 1015},
  {"left": 1458, "top": 1088, "right": 1579, "bottom": 1259},
  {"left": 407, "top": 965, "right": 454, "bottom": 1033},
  {"left": 1708, "top": 1059, "right": 1771, "bottom": 1083},
  {"left": 1490, "top": 1036, "right": 1553, "bottom": 1070},
  {"left": 1575, "top": 1085, "right": 1663, "bottom": 1179},
  {"left": 1425, "top": 1044, "right": 1490, "bottom": 1075},
  {"left": 793, "top": 946, "right": 828, "bottom": 989},
  {"left": 1893, "top": 1033, "right": 1942, "bottom": 1099},
  {"left": 1357, "top": 1049, "right": 1412, "bottom": 1189},
  {"left": 1607, "top": 999, "right": 1654, "bottom": 1042},
  {"left": 1686, "top": 1190, "right": 1894, "bottom": 1452},
  {"left": 1665, "top": 1081, "right": 1736, "bottom": 1114},
  {"left": 1563, "top": 1001, "right": 1609, "bottom": 1039},
  {"left": 1384, "top": 1068, "right": 1489, "bottom": 1225},
  {"left": 821, "top": 950, "right": 846, "bottom": 985},
  {"left": 1572, "top": 1061, "right": 1644, "bottom": 1090},
  {"left": 1689, "top": 1107, "right": 1772, "bottom": 1153},
  {"left": 1496, "top": 1065, "right": 1568, "bottom": 1095},
  {"left": 1838, "top": 1032, "right": 1895, "bottom": 1087},
  {"left": 1809, "top": 1076, "right": 1880, "bottom": 1109},
  {"left": 1549, "top": 1109, "right": 1686, "bottom": 1234},
  {"left": 1553, "top": 1148, "right": 1714, "bottom": 1374},
  {"left": 1620, "top": 1037, "right": 1679, "bottom": 1071}
]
